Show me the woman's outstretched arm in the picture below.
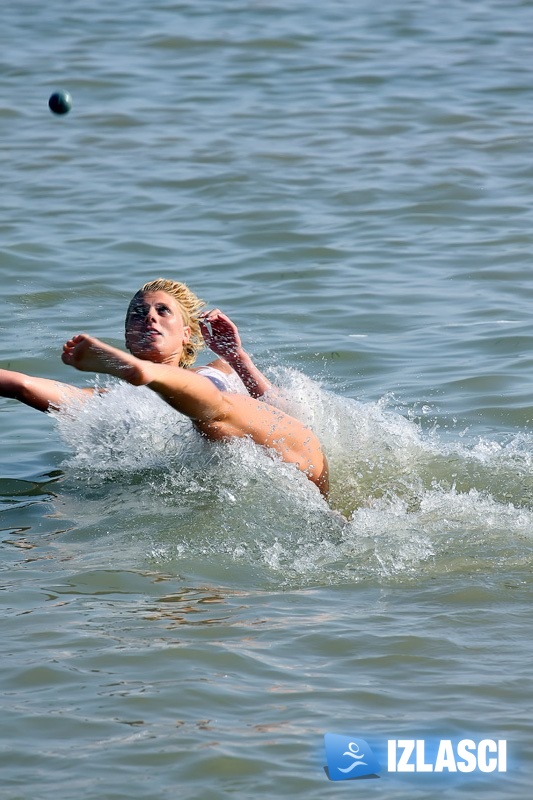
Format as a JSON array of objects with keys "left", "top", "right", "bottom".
[
  {"left": 0, "top": 368, "right": 95, "bottom": 412},
  {"left": 61, "top": 333, "right": 329, "bottom": 496}
]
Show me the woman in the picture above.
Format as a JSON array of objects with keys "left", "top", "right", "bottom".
[
  {"left": 0, "top": 279, "right": 329, "bottom": 496},
  {"left": 125, "top": 279, "right": 273, "bottom": 399}
]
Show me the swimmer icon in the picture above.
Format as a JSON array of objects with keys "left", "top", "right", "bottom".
[
  {"left": 324, "top": 733, "right": 381, "bottom": 781},
  {"left": 337, "top": 740, "right": 368, "bottom": 773}
]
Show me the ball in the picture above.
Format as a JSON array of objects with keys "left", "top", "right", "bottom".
[{"left": 48, "top": 91, "right": 72, "bottom": 115}]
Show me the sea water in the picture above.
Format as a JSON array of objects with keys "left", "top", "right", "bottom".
[{"left": 1, "top": 1, "right": 532, "bottom": 798}]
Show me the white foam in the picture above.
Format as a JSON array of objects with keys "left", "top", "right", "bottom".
[{"left": 51, "top": 371, "right": 533, "bottom": 584}]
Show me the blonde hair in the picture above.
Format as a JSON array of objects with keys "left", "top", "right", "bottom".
[{"left": 126, "top": 278, "right": 205, "bottom": 367}]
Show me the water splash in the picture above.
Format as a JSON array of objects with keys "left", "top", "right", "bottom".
[{"left": 51, "top": 371, "right": 533, "bottom": 584}]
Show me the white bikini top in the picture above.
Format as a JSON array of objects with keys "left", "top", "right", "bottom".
[{"left": 195, "top": 365, "right": 248, "bottom": 395}]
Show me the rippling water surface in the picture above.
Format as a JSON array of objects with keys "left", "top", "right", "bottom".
[{"left": 1, "top": 1, "right": 533, "bottom": 798}]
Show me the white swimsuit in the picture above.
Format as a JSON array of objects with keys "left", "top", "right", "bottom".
[{"left": 195, "top": 366, "right": 248, "bottom": 395}]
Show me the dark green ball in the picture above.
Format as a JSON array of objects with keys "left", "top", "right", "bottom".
[{"left": 48, "top": 91, "right": 72, "bottom": 115}]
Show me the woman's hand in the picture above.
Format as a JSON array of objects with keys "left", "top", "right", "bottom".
[
  {"left": 199, "top": 309, "right": 242, "bottom": 359},
  {"left": 199, "top": 309, "right": 272, "bottom": 398}
]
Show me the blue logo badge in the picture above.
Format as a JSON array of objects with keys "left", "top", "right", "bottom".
[{"left": 324, "top": 734, "right": 381, "bottom": 780}]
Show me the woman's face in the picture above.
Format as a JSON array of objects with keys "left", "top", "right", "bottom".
[{"left": 125, "top": 291, "right": 191, "bottom": 364}]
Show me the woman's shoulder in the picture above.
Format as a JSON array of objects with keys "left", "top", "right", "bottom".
[
  {"left": 193, "top": 361, "right": 248, "bottom": 395},
  {"left": 191, "top": 358, "right": 230, "bottom": 377}
]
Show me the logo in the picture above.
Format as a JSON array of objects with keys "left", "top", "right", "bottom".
[
  {"left": 324, "top": 735, "right": 508, "bottom": 780},
  {"left": 324, "top": 734, "right": 381, "bottom": 781}
]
